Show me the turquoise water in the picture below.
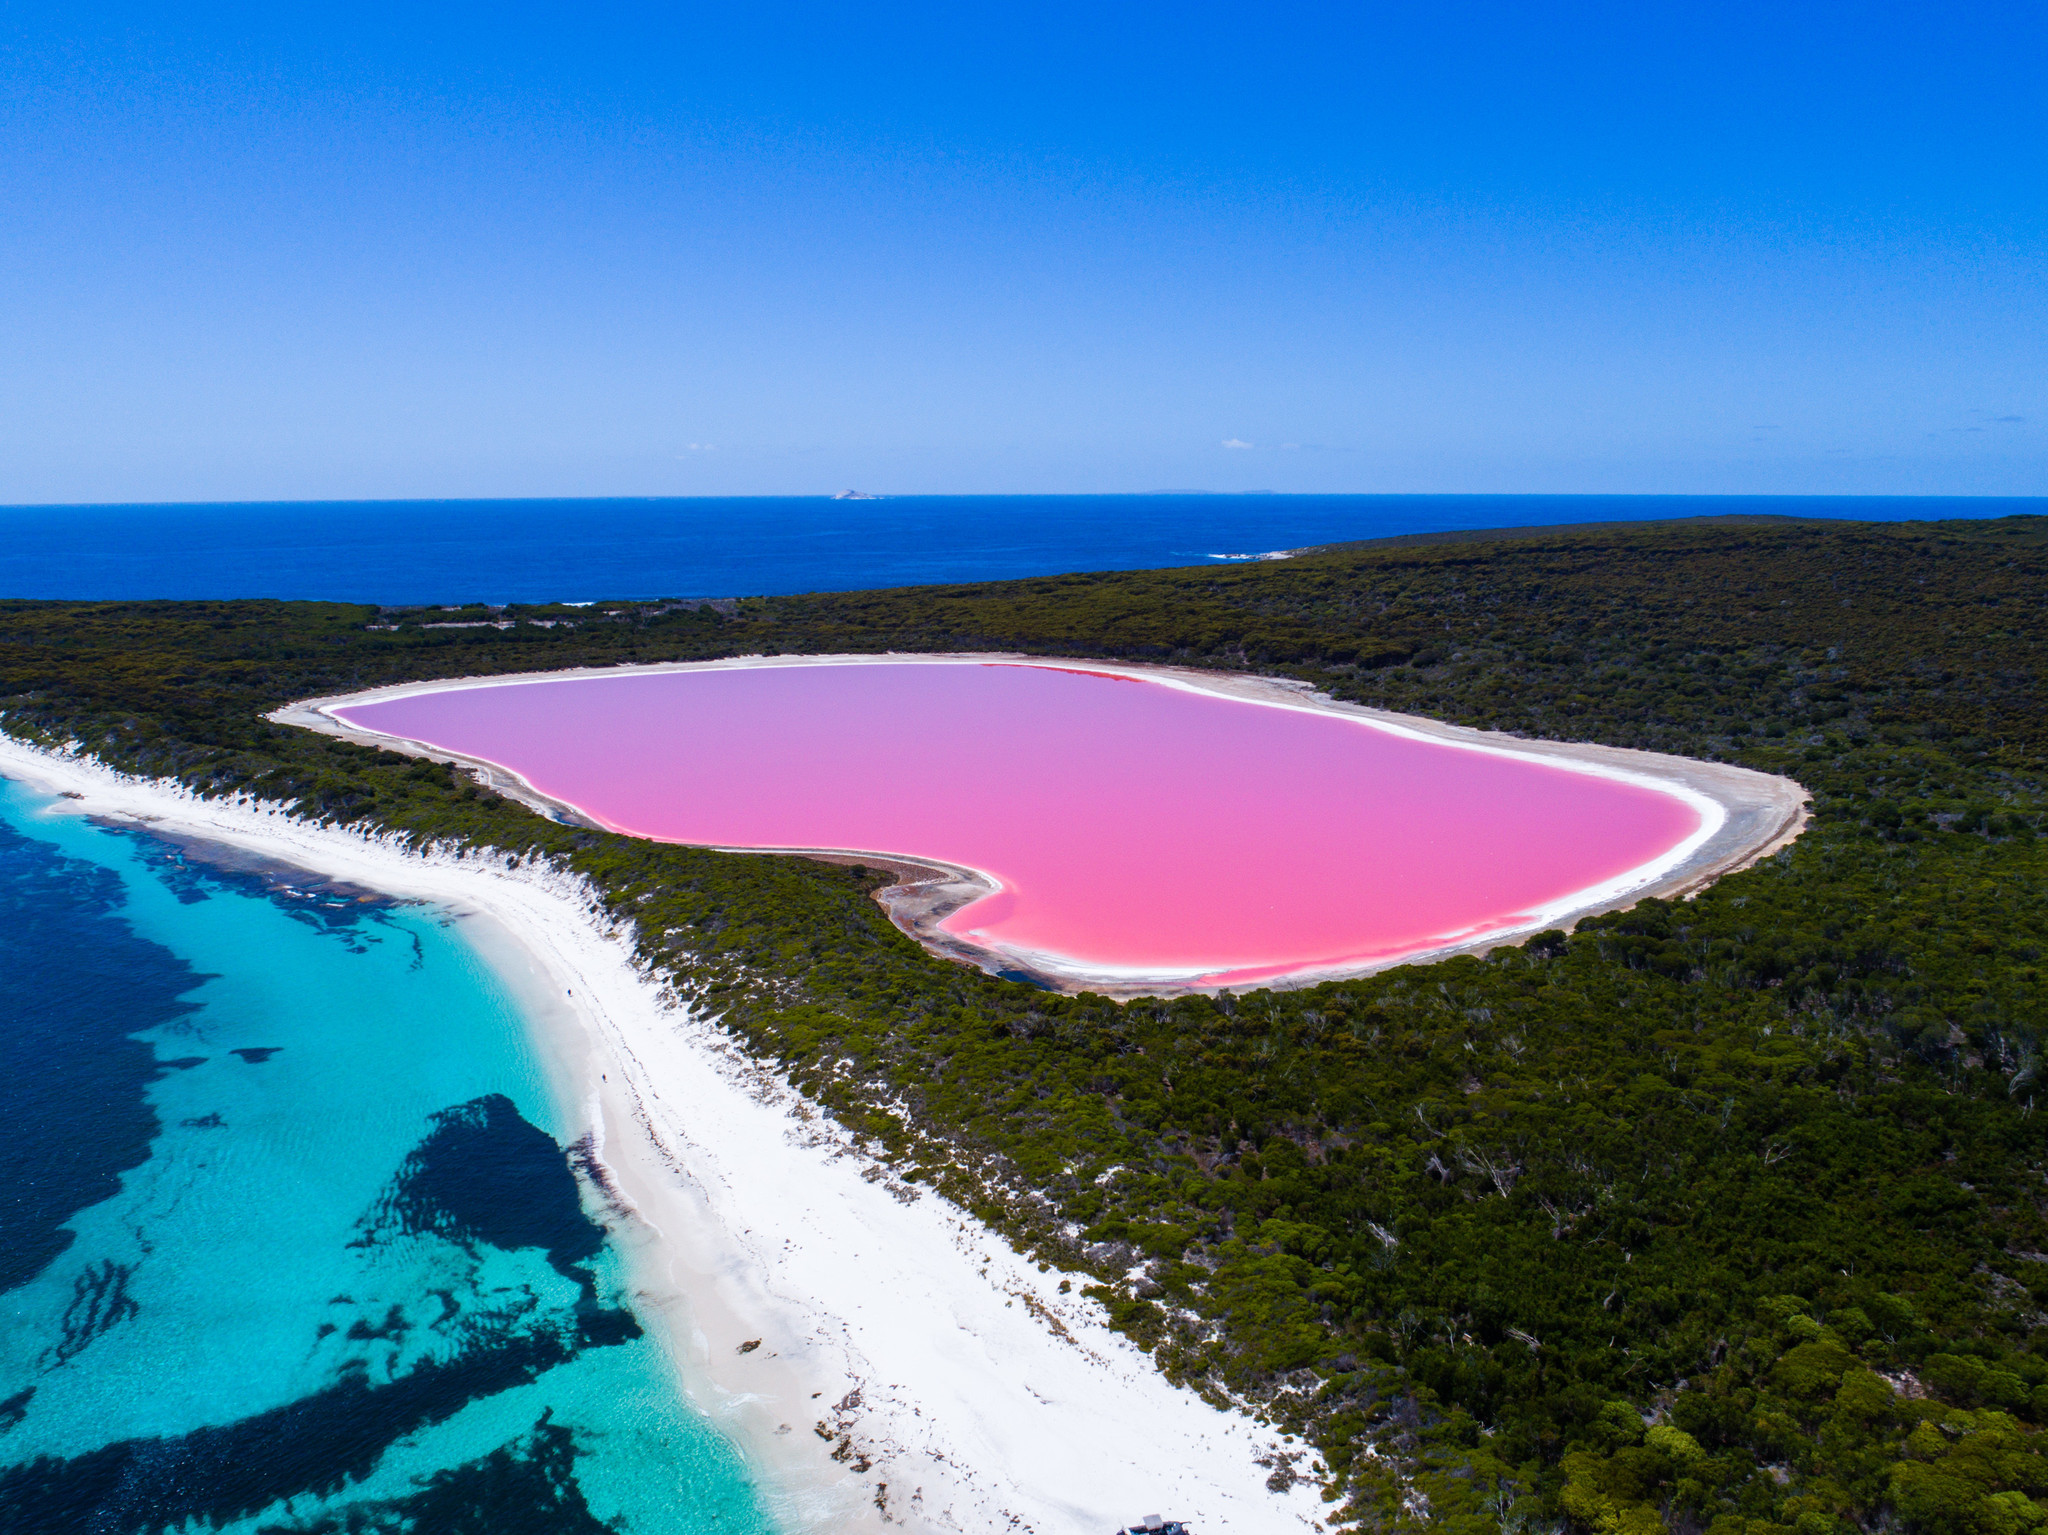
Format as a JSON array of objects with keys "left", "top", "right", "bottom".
[{"left": 0, "top": 778, "right": 773, "bottom": 1533}]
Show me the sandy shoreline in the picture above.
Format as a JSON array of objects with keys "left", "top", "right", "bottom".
[
  {"left": 277, "top": 653, "right": 1810, "bottom": 997},
  {"left": 0, "top": 736, "right": 1325, "bottom": 1535}
]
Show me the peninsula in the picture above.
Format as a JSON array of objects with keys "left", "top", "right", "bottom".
[{"left": 2, "top": 513, "right": 2043, "bottom": 1533}]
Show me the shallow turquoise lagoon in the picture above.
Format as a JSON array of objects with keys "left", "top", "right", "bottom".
[{"left": 0, "top": 777, "right": 772, "bottom": 1533}]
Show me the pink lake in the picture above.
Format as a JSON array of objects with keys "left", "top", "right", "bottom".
[{"left": 335, "top": 662, "right": 1704, "bottom": 985}]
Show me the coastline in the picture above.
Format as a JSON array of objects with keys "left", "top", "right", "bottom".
[
  {"left": 277, "top": 653, "right": 1811, "bottom": 996},
  {"left": 0, "top": 735, "right": 1326, "bottom": 1535}
]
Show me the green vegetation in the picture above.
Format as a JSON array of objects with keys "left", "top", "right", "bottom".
[{"left": 3, "top": 513, "right": 2046, "bottom": 1533}]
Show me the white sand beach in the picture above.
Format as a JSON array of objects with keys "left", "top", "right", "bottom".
[{"left": 0, "top": 735, "right": 1329, "bottom": 1535}]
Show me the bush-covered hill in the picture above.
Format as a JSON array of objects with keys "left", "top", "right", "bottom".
[{"left": 3, "top": 512, "right": 2046, "bottom": 1534}]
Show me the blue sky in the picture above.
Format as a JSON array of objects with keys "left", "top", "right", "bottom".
[{"left": 2, "top": 1, "right": 2041, "bottom": 501}]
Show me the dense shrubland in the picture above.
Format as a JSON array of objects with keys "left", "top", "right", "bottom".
[{"left": 2, "top": 514, "right": 2045, "bottom": 1533}]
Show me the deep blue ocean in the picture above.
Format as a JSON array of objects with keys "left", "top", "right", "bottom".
[
  {"left": 1, "top": 493, "right": 2040, "bottom": 605},
  {"left": 0, "top": 782, "right": 772, "bottom": 1534}
]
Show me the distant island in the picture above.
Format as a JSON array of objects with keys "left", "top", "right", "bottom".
[{"left": 832, "top": 488, "right": 884, "bottom": 500}]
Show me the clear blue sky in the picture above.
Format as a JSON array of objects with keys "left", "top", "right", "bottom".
[{"left": 2, "top": 1, "right": 2041, "bottom": 502}]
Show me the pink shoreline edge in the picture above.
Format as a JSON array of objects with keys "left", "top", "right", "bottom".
[{"left": 327, "top": 659, "right": 1714, "bottom": 988}]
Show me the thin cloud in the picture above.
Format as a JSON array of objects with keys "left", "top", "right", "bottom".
[
  {"left": 1995, "top": 415, "right": 2027, "bottom": 424},
  {"left": 1221, "top": 438, "right": 1254, "bottom": 450}
]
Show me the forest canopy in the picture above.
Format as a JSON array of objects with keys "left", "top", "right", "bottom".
[{"left": 2, "top": 512, "right": 2045, "bottom": 1535}]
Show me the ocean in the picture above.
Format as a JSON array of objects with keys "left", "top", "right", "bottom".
[
  {"left": 0, "top": 493, "right": 2039, "bottom": 606},
  {"left": 0, "top": 779, "right": 773, "bottom": 1534}
]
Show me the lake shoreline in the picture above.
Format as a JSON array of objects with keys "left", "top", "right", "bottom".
[{"left": 279, "top": 654, "right": 1810, "bottom": 996}]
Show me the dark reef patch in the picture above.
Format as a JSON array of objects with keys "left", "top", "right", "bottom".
[
  {"left": 345, "top": 1304, "right": 410, "bottom": 1344},
  {"left": 53, "top": 1258, "right": 139, "bottom": 1366},
  {"left": 252, "top": 1412, "right": 615, "bottom": 1535},
  {"left": 95, "top": 824, "right": 403, "bottom": 952},
  {"left": 0, "top": 1323, "right": 613, "bottom": 1534},
  {"left": 368, "top": 1094, "right": 609, "bottom": 1283},
  {"left": 229, "top": 1046, "right": 282, "bottom": 1063},
  {"left": 0, "top": 817, "right": 205, "bottom": 1293}
]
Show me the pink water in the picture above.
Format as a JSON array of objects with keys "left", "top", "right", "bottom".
[{"left": 336, "top": 663, "right": 1700, "bottom": 984}]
